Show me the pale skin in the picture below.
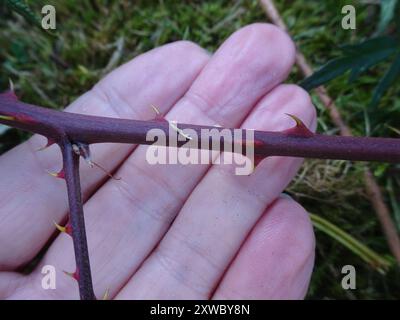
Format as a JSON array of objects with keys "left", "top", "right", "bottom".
[{"left": 0, "top": 23, "right": 316, "bottom": 299}]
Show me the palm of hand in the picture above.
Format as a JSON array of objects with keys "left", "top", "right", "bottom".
[{"left": 0, "top": 24, "right": 315, "bottom": 300}]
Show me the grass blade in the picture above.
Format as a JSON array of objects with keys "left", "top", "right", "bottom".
[
  {"left": 310, "top": 213, "right": 394, "bottom": 274},
  {"left": 371, "top": 52, "right": 400, "bottom": 107}
]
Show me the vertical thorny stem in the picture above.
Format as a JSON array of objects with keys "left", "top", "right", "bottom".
[{"left": 61, "top": 140, "right": 96, "bottom": 300}]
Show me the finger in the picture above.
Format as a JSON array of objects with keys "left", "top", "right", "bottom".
[
  {"left": 0, "top": 41, "right": 209, "bottom": 270},
  {"left": 26, "top": 23, "right": 296, "bottom": 299},
  {"left": 118, "top": 84, "right": 316, "bottom": 299},
  {"left": 212, "top": 195, "right": 315, "bottom": 300}
]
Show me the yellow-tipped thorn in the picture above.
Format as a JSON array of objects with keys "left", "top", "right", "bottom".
[
  {"left": 63, "top": 270, "right": 74, "bottom": 279},
  {"left": 47, "top": 171, "right": 58, "bottom": 177},
  {"left": 150, "top": 104, "right": 161, "bottom": 116},
  {"left": 0, "top": 115, "right": 15, "bottom": 121},
  {"left": 285, "top": 113, "right": 303, "bottom": 126},
  {"left": 102, "top": 288, "right": 110, "bottom": 300},
  {"left": 169, "top": 121, "right": 192, "bottom": 140},
  {"left": 284, "top": 113, "right": 313, "bottom": 137},
  {"left": 46, "top": 169, "right": 65, "bottom": 179},
  {"left": 54, "top": 221, "right": 66, "bottom": 233},
  {"left": 63, "top": 269, "right": 79, "bottom": 281}
]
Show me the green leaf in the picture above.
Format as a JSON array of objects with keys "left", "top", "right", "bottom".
[
  {"left": 340, "top": 35, "right": 396, "bottom": 54},
  {"left": 370, "top": 52, "right": 400, "bottom": 107},
  {"left": 376, "top": 0, "right": 398, "bottom": 34},
  {"left": 3, "top": 0, "right": 42, "bottom": 28},
  {"left": 300, "top": 36, "right": 398, "bottom": 91},
  {"left": 310, "top": 213, "right": 394, "bottom": 274}
]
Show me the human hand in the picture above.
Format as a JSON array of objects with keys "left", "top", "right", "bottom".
[{"left": 0, "top": 23, "right": 316, "bottom": 300}]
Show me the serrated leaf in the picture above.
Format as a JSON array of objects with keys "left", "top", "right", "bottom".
[
  {"left": 4, "top": 0, "right": 42, "bottom": 28},
  {"left": 300, "top": 36, "right": 398, "bottom": 91},
  {"left": 370, "top": 52, "right": 400, "bottom": 107},
  {"left": 376, "top": 0, "right": 398, "bottom": 34}
]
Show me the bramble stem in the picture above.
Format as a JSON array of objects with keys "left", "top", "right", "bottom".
[
  {"left": 1, "top": 96, "right": 400, "bottom": 163},
  {"left": 61, "top": 140, "right": 96, "bottom": 300},
  {"left": 1, "top": 92, "right": 400, "bottom": 299}
]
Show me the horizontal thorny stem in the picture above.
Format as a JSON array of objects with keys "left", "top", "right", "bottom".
[
  {"left": 1, "top": 92, "right": 399, "bottom": 163},
  {"left": 0, "top": 90, "right": 399, "bottom": 300}
]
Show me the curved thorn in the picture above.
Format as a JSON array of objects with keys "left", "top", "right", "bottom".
[
  {"left": 54, "top": 221, "right": 67, "bottom": 233},
  {"left": 169, "top": 120, "right": 192, "bottom": 140},
  {"left": 54, "top": 221, "right": 72, "bottom": 236},
  {"left": 46, "top": 169, "right": 65, "bottom": 179},
  {"left": 0, "top": 115, "right": 15, "bottom": 121},
  {"left": 63, "top": 269, "right": 80, "bottom": 281},
  {"left": 285, "top": 113, "right": 304, "bottom": 126},
  {"left": 150, "top": 104, "right": 161, "bottom": 116},
  {"left": 284, "top": 113, "right": 313, "bottom": 137},
  {"left": 150, "top": 104, "right": 166, "bottom": 122},
  {"left": 36, "top": 138, "right": 55, "bottom": 151}
]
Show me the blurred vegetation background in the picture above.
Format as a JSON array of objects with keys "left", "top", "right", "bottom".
[{"left": 0, "top": 0, "right": 399, "bottom": 299}]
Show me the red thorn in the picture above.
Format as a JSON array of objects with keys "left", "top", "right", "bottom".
[
  {"left": 54, "top": 221, "right": 72, "bottom": 236},
  {"left": 15, "top": 114, "right": 36, "bottom": 125},
  {"left": 283, "top": 113, "right": 313, "bottom": 138},
  {"left": 150, "top": 104, "right": 167, "bottom": 122},
  {"left": 47, "top": 169, "right": 65, "bottom": 179},
  {"left": 65, "top": 224, "right": 72, "bottom": 235},
  {"left": 45, "top": 138, "right": 55, "bottom": 147},
  {"left": 0, "top": 112, "right": 35, "bottom": 125},
  {"left": 254, "top": 154, "right": 265, "bottom": 167},
  {"left": 0, "top": 115, "right": 15, "bottom": 121},
  {"left": 37, "top": 138, "right": 55, "bottom": 151},
  {"left": 63, "top": 268, "right": 79, "bottom": 281},
  {"left": 0, "top": 86, "right": 35, "bottom": 124}
]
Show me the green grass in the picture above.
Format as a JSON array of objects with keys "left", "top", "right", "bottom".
[{"left": 0, "top": 0, "right": 399, "bottom": 299}]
